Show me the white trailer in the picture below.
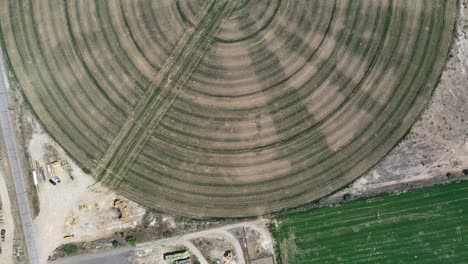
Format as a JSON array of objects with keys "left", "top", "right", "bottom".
[{"left": 32, "top": 171, "right": 38, "bottom": 186}]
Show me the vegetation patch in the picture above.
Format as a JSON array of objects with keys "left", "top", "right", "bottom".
[
  {"left": 57, "top": 243, "right": 82, "bottom": 256},
  {"left": 271, "top": 181, "right": 468, "bottom": 263}
]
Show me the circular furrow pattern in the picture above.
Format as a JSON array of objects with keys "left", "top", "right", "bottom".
[
  {"left": 0, "top": 0, "right": 457, "bottom": 217},
  {"left": 0, "top": 0, "right": 188, "bottom": 165}
]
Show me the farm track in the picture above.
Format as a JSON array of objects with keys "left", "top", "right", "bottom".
[
  {"left": 0, "top": 0, "right": 457, "bottom": 217},
  {"left": 94, "top": 0, "right": 235, "bottom": 187}
]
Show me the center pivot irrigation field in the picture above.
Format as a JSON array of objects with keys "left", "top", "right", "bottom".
[
  {"left": 271, "top": 181, "right": 468, "bottom": 263},
  {"left": 0, "top": 0, "right": 457, "bottom": 217}
]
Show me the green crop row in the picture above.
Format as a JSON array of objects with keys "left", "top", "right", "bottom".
[{"left": 272, "top": 181, "right": 468, "bottom": 263}]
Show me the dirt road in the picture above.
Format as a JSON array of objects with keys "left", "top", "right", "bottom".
[{"left": 51, "top": 220, "right": 271, "bottom": 264}]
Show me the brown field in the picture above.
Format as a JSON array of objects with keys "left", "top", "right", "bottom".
[{"left": 0, "top": 0, "right": 457, "bottom": 217}]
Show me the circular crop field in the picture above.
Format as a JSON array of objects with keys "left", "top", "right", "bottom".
[{"left": 0, "top": 0, "right": 457, "bottom": 217}]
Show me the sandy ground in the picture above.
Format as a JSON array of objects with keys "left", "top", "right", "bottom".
[
  {"left": 192, "top": 236, "right": 236, "bottom": 263},
  {"left": 0, "top": 166, "right": 14, "bottom": 264},
  {"left": 26, "top": 118, "right": 146, "bottom": 264}
]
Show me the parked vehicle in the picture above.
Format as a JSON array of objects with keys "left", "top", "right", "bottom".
[
  {"left": 49, "top": 179, "right": 56, "bottom": 185},
  {"left": 54, "top": 176, "right": 61, "bottom": 183},
  {"left": 63, "top": 234, "right": 74, "bottom": 240},
  {"left": 1, "top": 229, "right": 6, "bottom": 241}
]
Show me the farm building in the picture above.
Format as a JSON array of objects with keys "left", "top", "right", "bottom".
[{"left": 163, "top": 250, "right": 191, "bottom": 264}]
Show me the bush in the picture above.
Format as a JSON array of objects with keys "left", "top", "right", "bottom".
[
  {"left": 126, "top": 236, "right": 137, "bottom": 247},
  {"left": 162, "top": 230, "right": 172, "bottom": 238},
  {"left": 343, "top": 193, "right": 351, "bottom": 201},
  {"left": 60, "top": 243, "right": 79, "bottom": 255},
  {"left": 82, "top": 167, "right": 91, "bottom": 174},
  {"left": 112, "top": 240, "right": 119, "bottom": 248},
  {"left": 128, "top": 238, "right": 137, "bottom": 247}
]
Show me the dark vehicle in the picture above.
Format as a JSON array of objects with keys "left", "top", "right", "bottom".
[
  {"left": 1, "top": 229, "right": 5, "bottom": 241},
  {"left": 54, "top": 176, "right": 61, "bottom": 183},
  {"left": 49, "top": 179, "right": 56, "bottom": 185}
]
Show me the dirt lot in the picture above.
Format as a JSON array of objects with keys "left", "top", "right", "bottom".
[
  {"left": 129, "top": 221, "right": 275, "bottom": 264},
  {"left": 192, "top": 236, "right": 236, "bottom": 263},
  {"left": 22, "top": 117, "right": 147, "bottom": 263}
]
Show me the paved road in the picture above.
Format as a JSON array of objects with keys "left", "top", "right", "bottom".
[
  {"left": 55, "top": 249, "right": 132, "bottom": 264},
  {"left": 52, "top": 220, "right": 269, "bottom": 264},
  {"left": 0, "top": 46, "right": 40, "bottom": 263},
  {"left": 78, "top": 251, "right": 131, "bottom": 264}
]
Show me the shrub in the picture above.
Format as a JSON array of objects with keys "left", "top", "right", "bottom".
[
  {"left": 162, "top": 230, "right": 172, "bottom": 238},
  {"left": 343, "top": 193, "right": 351, "bottom": 201},
  {"left": 126, "top": 236, "right": 137, "bottom": 247},
  {"left": 60, "top": 243, "right": 79, "bottom": 255},
  {"left": 112, "top": 240, "right": 119, "bottom": 248}
]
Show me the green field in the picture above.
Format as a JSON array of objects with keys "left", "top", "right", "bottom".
[{"left": 272, "top": 181, "right": 468, "bottom": 263}]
